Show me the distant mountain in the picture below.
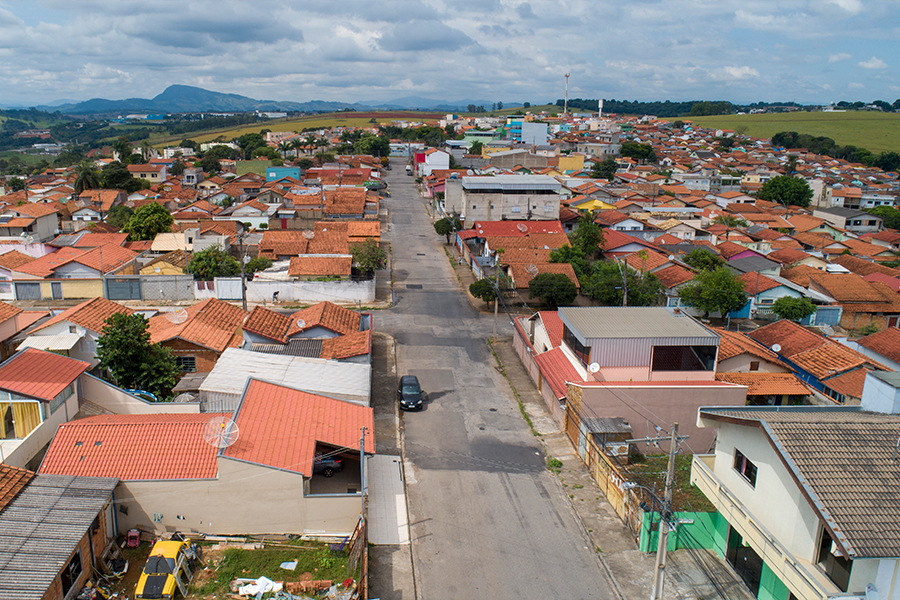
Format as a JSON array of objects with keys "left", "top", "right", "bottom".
[{"left": 34, "top": 85, "right": 521, "bottom": 115}]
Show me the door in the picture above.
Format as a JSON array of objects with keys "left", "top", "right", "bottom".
[
  {"left": 578, "top": 420, "right": 588, "bottom": 460},
  {"left": 14, "top": 282, "right": 41, "bottom": 300},
  {"left": 726, "top": 526, "right": 763, "bottom": 597},
  {"left": 106, "top": 278, "right": 142, "bottom": 300},
  {"left": 51, "top": 282, "right": 63, "bottom": 300}
]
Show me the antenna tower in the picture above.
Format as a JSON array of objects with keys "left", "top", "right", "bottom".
[{"left": 564, "top": 73, "right": 570, "bottom": 115}]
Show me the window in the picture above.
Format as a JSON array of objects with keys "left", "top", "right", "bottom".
[
  {"left": 651, "top": 345, "right": 716, "bottom": 371},
  {"left": 69, "top": 325, "right": 77, "bottom": 334},
  {"left": 818, "top": 530, "right": 852, "bottom": 591},
  {"left": 49, "top": 383, "right": 75, "bottom": 415},
  {"left": 60, "top": 550, "right": 82, "bottom": 597},
  {"left": 749, "top": 361, "right": 760, "bottom": 372},
  {"left": 733, "top": 449, "right": 757, "bottom": 487},
  {"left": 175, "top": 356, "right": 197, "bottom": 372},
  {"left": 562, "top": 325, "right": 590, "bottom": 367},
  {"left": 510, "top": 206, "right": 521, "bottom": 213}
]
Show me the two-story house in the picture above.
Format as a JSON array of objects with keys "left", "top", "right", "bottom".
[{"left": 690, "top": 371, "right": 900, "bottom": 600}]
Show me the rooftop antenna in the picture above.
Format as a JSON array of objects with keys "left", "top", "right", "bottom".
[
  {"left": 165, "top": 308, "right": 189, "bottom": 324},
  {"left": 302, "top": 230, "right": 315, "bottom": 239},
  {"left": 296, "top": 318, "right": 306, "bottom": 330},
  {"left": 203, "top": 415, "right": 240, "bottom": 448},
  {"left": 564, "top": 73, "right": 570, "bottom": 115},
  {"left": 526, "top": 264, "right": 539, "bottom": 278}
]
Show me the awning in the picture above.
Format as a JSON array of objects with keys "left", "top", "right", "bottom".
[{"left": 17, "top": 332, "right": 83, "bottom": 351}]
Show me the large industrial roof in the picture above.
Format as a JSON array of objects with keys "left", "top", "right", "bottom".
[
  {"left": 558, "top": 307, "right": 717, "bottom": 341},
  {"left": 461, "top": 175, "right": 561, "bottom": 192}
]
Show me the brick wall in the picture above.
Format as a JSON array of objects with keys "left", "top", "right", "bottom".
[
  {"left": 163, "top": 339, "right": 221, "bottom": 373},
  {"left": 40, "top": 534, "right": 91, "bottom": 600}
]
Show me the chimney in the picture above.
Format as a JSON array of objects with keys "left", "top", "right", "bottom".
[{"left": 861, "top": 371, "right": 900, "bottom": 415}]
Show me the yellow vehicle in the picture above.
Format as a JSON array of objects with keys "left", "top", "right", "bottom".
[{"left": 134, "top": 534, "right": 200, "bottom": 599}]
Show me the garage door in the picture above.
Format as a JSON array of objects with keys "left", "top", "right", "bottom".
[
  {"left": 106, "top": 278, "right": 142, "bottom": 300},
  {"left": 15, "top": 282, "right": 41, "bottom": 300}
]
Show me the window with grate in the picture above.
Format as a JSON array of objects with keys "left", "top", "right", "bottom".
[{"left": 176, "top": 356, "right": 197, "bottom": 372}]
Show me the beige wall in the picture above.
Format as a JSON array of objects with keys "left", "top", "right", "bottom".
[
  {"left": 81, "top": 373, "right": 200, "bottom": 414},
  {"left": 570, "top": 382, "right": 746, "bottom": 453},
  {"left": 115, "top": 457, "right": 362, "bottom": 536},
  {"left": 717, "top": 354, "right": 788, "bottom": 374}
]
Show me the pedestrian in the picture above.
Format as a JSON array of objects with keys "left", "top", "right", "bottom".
[{"left": 272, "top": 291, "right": 279, "bottom": 304}]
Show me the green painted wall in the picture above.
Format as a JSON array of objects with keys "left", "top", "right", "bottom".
[
  {"left": 758, "top": 562, "right": 790, "bottom": 600},
  {"left": 639, "top": 512, "right": 720, "bottom": 553}
]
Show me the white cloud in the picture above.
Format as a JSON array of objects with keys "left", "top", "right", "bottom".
[
  {"left": 828, "top": 53, "right": 852, "bottom": 63},
  {"left": 824, "top": 0, "right": 863, "bottom": 14},
  {"left": 858, "top": 56, "right": 887, "bottom": 69},
  {"left": 848, "top": 82, "right": 865, "bottom": 89},
  {"left": 714, "top": 66, "right": 760, "bottom": 80}
]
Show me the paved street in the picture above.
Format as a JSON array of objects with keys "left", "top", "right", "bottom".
[{"left": 373, "top": 160, "right": 618, "bottom": 599}]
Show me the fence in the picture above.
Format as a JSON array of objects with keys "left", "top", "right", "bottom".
[
  {"left": 141, "top": 275, "right": 194, "bottom": 302},
  {"left": 347, "top": 515, "right": 368, "bottom": 599}
]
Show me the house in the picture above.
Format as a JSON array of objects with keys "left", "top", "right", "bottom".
[
  {"left": 841, "top": 326, "right": 900, "bottom": 371},
  {"left": 766, "top": 248, "right": 827, "bottom": 270},
  {"left": 0, "top": 348, "right": 90, "bottom": 468},
  {"left": 148, "top": 298, "right": 247, "bottom": 373},
  {"left": 39, "top": 378, "right": 374, "bottom": 536},
  {"left": 813, "top": 207, "right": 882, "bottom": 234},
  {"left": 417, "top": 148, "right": 450, "bottom": 177},
  {"left": 748, "top": 319, "right": 889, "bottom": 403},
  {"left": 690, "top": 374, "right": 900, "bottom": 600},
  {"left": 515, "top": 306, "right": 746, "bottom": 449},
  {"left": 803, "top": 271, "right": 900, "bottom": 331},
  {"left": 0, "top": 465, "right": 119, "bottom": 600},
  {"left": 0, "top": 202, "right": 60, "bottom": 242},
  {"left": 139, "top": 249, "right": 189, "bottom": 275},
  {"left": 126, "top": 163, "right": 167, "bottom": 182},
  {"left": 0, "top": 300, "right": 46, "bottom": 359},
  {"left": 444, "top": 175, "right": 563, "bottom": 223},
  {"left": 17, "top": 297, "right": 133, "bottom": 366},
  {"left": 713, "top": 327, "right": 792, "bottom": 374},
  {"left": 242, "top": 301, "right": 369, "bottom": 346}
]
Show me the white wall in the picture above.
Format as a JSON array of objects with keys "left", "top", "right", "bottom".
[
  {"left": 3, "top": 393, "right": 79, "bottom": 468},
  {"left": 81, "top": 373, "right": 200, "bottom": 414}
]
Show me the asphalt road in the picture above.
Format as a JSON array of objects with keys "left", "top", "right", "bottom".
[{"left": 376, "top": 160, "right": 617, "bottom": 600}]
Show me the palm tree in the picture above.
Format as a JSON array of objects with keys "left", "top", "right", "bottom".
[
  {"left": 112, "top": 136, "right": 132, "bottom": 162},
  {"left": 290, "top": 138, "right": 304, "bottom": 158},
  {"left": 304, "top": 134, "right": 318, "bottom": 155},
  {"left": 277, "top": 141, "right": 291, "bottom": 157},
  {"left": 140, "top": 140, "right": 153, "bottom": 161},
  {"left": 73, "top": 160, "right": 101, "bottom": 194}
]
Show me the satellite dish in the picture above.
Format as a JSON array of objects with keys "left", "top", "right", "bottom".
[
  {"left": 517, "top": 223, "right": 528, "bottom": 233},
  {"left": 165, "top": 308, "right": 189, "bottom": 324},
  {"left": 302, "top": 230, "right": 315, "bottom": 239},
  {"left": 20, "top": 232, "right": 33, "bottom": 244},
  {"left": 588, "top": 363, "right": 600, "bottom": 373},
  {"left": 243, "top": 255, "right": 251, "bottom": 264},
  {"left": 771, "top": 344, "right": 782, "bottom": 353},
  {"left": 154, "top": 266, "right": 162, "bottom": 273},
  {"left": 296, "top": 318, "right": 306, "bottom": 329},
  {"left": 202, "top": 415, "right": 240, "bottom": 448},
  {"left": 526, "top": 264, "right": 539, "bottom": 277},
  {"left": 172, "top": 393, "right": 196, "bottom": 403}
]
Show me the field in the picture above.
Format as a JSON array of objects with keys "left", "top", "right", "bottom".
[
  {"left": 151, "top": 110, "right": 446, "bottom": 146},
  {"left": 679, "top": 111, "right": 900, "bottom": 154}
]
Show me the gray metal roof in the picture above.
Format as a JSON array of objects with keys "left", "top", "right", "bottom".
[
  {"left": 248, "top": 338, "right": 323, "bottom": 358},
  {"left": 558, "top": 307, "right": 716, "bottom": 340},
  {"left": 461, "top": 175, "right": 561, "bottom": 192},
  {"left": 726, "top": 255, "right": 781, "bottom": 274},
  {"left": 0, "top": 475, "right": 118, "bottom": 600}
]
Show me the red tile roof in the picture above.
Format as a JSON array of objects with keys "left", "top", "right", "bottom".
[
  {"left": 821, "top": 368, "right": 871, "bottom": 400},
  {"left": 533, "top": 347, "right": 581, "bottom": 400},
  {"left": 715, "top": 372, "right": 813, "bottom": 396},
  {"left": 832, "top": 255, "right": 900, "bottom": 278},
  {"left": 288, "top": 255, "right": 352, "bottom": 278},
  {"left": 539, "top": 311, "right": 564, "bottom": 348},
  {"left": 471, "top": 221, "right": 564, "bottom": 236},
  {"left": 713, "top": 327, "right": 785, "bottom": 365},
  {"left": 738, "top": 272, "right": 783, "bottom": 295},
  {"left": 748, "top": 319, "right": 828, "bottom": 358},
  {"left": 32, "top": 297, "right": 133, "bottom": 334},
  {"left": 509, "top": 262, "right": 579, "bottom": 289},
  {"left": 288, "top": 301, "right": 361, "bottom": 338},
  {"left": 0, "top": 301, "right": 22, "bottom": 324},
  {"left": 74, "top": 244, "right": 139, "bottom": 274},
  {"left": 11, "top": 247, "right": 84, "bottom": 277},
  {"left": 653, "top": 264, "right": 695, "bottom": 288},
  {"left": 0, "top": 250, "right": 35, "bottom": 270},
  {"left": 0, "top": 464, "right": 35, "bottom": 512},
  {"left": 74, "top": 232, "right": 129, "bottom": 248},
  {"left": 320, "top": 330, "right": 372, "bottom": 359},
  {"left": 767, "top": 247, "right": 813, "bottom": 265},
  {"left": 243, "top": 305, "right": 291, "bottom": 343},
  {"left": 0, "top": 348, "right": 90, "bottom": 401},
  {"left": 857, "top": 327, "right": 900, "bottom": 364},
  {"left": 222, "top": 379, "right": 374, "bottom": 476},
  {"left": 39, "top": 414, "right": 222, "bottom": 480},
  {"left": 148, "top": 298, "right": 247, "bottom": 352}
]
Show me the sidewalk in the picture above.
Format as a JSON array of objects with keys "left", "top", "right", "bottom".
[{"left": 489, "top": 335, "right": 754, "bottom": 600}]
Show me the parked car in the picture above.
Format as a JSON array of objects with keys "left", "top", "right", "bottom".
[
  {"left": 313, "top": 453, "right": 344, "bottom": 477},
  {"left": 135, "top": 534, "right": 199, "bottom": 599},
  {"left": 398, "top": 375, "right": 424, "bottom": 410}
]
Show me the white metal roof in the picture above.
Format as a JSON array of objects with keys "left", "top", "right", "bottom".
[
  {"left": 461, "top": 175, "right": 561, "bottom": 192},
  {"left": 559, "top": 307, "right": 716, "bottom": 340},
  {"left": 200, "top": 347, "right": 370, "bottom": 401},
  {"left": 17, "top": 332, "right": 83, "bottom": 351}
]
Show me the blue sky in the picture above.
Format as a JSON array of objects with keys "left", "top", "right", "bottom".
[{"left": 0, "top": 0, "right": 896, "bottom": 107}]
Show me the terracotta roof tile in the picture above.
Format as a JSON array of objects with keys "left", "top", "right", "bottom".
[
  {"left": 0, "top": 250, "right": 35, "bottom": 270},
  {"left": 288, "top": 255, "right": 352, "bottom": 277},
  {"left": 832, "top": 255, "right": 900, "bottom": 278},
  {"left": 0, "top": 464, "right": 35, "bottom": 512},
  {"left": 749, "top": 319, "right": 827, "bottom": 358},
  {"left": 39, "top": 414, "right": 222, "bottom": 480},
  {"left": 539, "top": 311, "right": 564, "bottom": 348},
  {"left": 0, "top": 348, "right": 90, "bottom": 401},
  {"left": 320, "top": 330, "right": 372, "bottom": 359},
  {"left": 624, "top": 250, "right": 670, "bottom": 272},
  {"left": 32, "top": 297, "right": 133, "bottom": 334},
  {"left": 821, "top": 367, "right": 871, "bottom": 399},
  {"left": 712, "top": 327, "right": 784, "bottom": 365},
  {"left": 767, "top": 247, "right": 813, "bottom": 265},
  {"left": 653, "top": 264, "right": 695, "bottom": 288},
  {"left": 533, "top": 347, "right": 581, "bottom": 399},
  {"left": 807, "top": 272, "right": 886, "bottom": 303},
  {"left": 0, "top": 301, "right": 22, "bottom": 324},
  {"left": 11, "top": 247, "right": 83, "bottom": 277},
  {"left": 509, "top": 262, "right": 579, "bottom": 289},
  {"left": 74, "top": 232, "right": 129, "bottom": 248},
  {"left": 222, "top": 379, "right": 374, "bottom": 476},
  {"left": 288, "top": 301, "right": 361, "bottom": 338},
  {"left": 74, "top": 244, "right": 138, "bottom": 273},
  {"left": 857, "top": 327, "right": 900, "bottom": 364},
  {"left": 148, "top": 298, "right": 247, "bottom": 352},
  {"left": 738, "top": 271, "right": 782, "bottom": 295},
  {"left": 243, "top": 306, "right": 292, "bottom": 343},
  {"left": 715, "top": 372, "right": 813, "bottom": 396},
  {"left": 471, "top": 221, "right": 565, "bottom": 236}
]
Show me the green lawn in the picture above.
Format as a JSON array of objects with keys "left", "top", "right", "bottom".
[
  {"left": 681, "top": 111, "right": 900, "bottom": 154},
  {"left": 626, "top": 454, "right": 715, "bottom": 512}
]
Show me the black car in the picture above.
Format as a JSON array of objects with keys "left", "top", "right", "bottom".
[
  {"left": 398, "top": 375, "right": 423, "bottom": 410},
  {"left": 313, "top": 453, "right": 343, "bottom": 477}
]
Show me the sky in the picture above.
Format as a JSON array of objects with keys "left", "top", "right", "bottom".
[{"left": 0, "top": 0, "right": 897, "bottom": 107}]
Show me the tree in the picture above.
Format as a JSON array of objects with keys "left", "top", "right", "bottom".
[
  {"left": 678, "top": 267, "right": 748, "bottom": 318},
  {"left": 469, "top": 141, "right": 483, "bottom": 156},
  {"left": 529, "top": 272, "right": 578, "bottom": 308},
  {"left": 756, "top": 175, "right": 814, "bottom": 208},
  {"left": 570, "top": 214, "right": 604, "bottom": 258},
  {"left": 200, "top": 155, "right": 221, "bottom": 174},
  {"left": 619, "top": 142, "right": 657, "bottom": 163},
  {"left": 73, "top": 160, "right": 102, "bottom": 193},
  {"left": 244, "top": 257, "right": 273, "bottom": 278},
  {"left": 101, "top": 161, "right": 141, "bottom": 193},
  {"left": 106, "top": 205, "right": 134, "bottom": 229},
  {"left": 549, "top": 244, "right": 587, "bottom": 280},
  {"left": 591, "top": 157, "right": 617, "bottom": 180},
  {"left": 469, "top": 279, "right": 496, "bottom": 305},
  {"left": 112, "top": 136, "right": 132, "bottom": 161},
  {"left": 581, "top": 260, "right": 662, "bottom": 306},
  {"left": 875, "top": 151, "right": 900, "bottom": 173},
  {"left": 772, "top": 297, "right": 817, "bottom": 322},
  {"left": 277, "top": 141, "right": 292, "bottom": 157},
  {"left": 6, "top": 177, "right": 25, "bottom": 191},
  {"left": 218, "top": 196, "right": 235, "bottom": 209},
  {"left": 712, "top": 214, "right": 748, "bottom": 228},
  {"left": 350, "top": 238, "right": 387, "bottom": 275},
  {"left": 169, "top": 158, "right": 185, "bottom": 176},
  {"left": 296, "top": 157, "right": 315, "bottom": 170},
  {"left": 314, "top": 151, "right": 335, "bottom": 166},
  {"left": 867, "top": 206, "right": 900, "bottom": 230},
  {"left": 683, "top": 248, "right": 724, "bottom": 272},
  {"left": 188, "top": 246, "right": 240, "bottom": 280},
  {"left": 96, "top": 313, "right": 180, "bottom": 401},
  {"left": 497, "top": 101, "right": 503, "bottom": 110},
  {"left": 433, "top": 216, "right": 461, "bottom": 243},
  {"left": 122, "top": 202, "right": 175, "bottom": 241}
]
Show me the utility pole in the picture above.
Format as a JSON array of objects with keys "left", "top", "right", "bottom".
[
  {"left": 616, "top": 258, "right": 628, "bottom": 307},
  {"left": 238, "top": 232, "right": 248, "bottom": 311},
  {"left": 564, "top": 73, "right": 570, "bottom": 115},
  {"left": 493, "top": 248, "right": 504, "bottom": 338},
  {"left": 360, "top": 426, "right": 367, "bottom": 515},
  {"left": 628, "top": 425, "right": 687, "bottom": 600}
]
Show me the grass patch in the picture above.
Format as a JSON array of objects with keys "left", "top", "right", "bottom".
[
  {"left": 192, "top": 542, "right": 353, "bottom": 596},
  {"left": 625, "top": 454, "right": 715, "bottom": 512},
  {"left": 684, "top": 111, "right": 900, "bottom": 154},
  {"left": 547, "top": 457, "right": 563, "bottom": 473}
]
